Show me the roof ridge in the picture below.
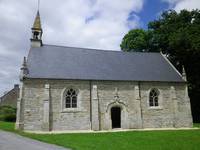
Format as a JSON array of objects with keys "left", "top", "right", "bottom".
[{"left": 42, "top": 44, "right": 160, "bottom": 54}]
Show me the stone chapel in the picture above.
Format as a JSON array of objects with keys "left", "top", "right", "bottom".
[{"left": 16, "top": 11, "right": 193, "bottom": 132}]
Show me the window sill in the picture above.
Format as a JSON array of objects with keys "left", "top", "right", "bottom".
[
  {"left": 61, "top": 108, "right": 86, "bottom": 113},
  {"left": 148, "top": 106, "right": 163, "bottom": 110}
]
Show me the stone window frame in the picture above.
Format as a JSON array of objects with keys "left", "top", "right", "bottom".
[
  {"left": 65, "top": 88, "right": 78, "bottom": 108},
  {"left": 147, "top": 88, "right": 163, "bottom": 110},
  {"left": 61, "top": 87, "right": 81, "bottom": 112}
]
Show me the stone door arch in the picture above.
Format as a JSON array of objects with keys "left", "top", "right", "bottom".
[{"left": 105, "top": 101, "right": 129, "bottom": 130}]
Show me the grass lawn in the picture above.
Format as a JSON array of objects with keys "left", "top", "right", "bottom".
[
  {"left": 194, "top": 123, "right": 200, "bottom": 128},
  {"left": 0, "top": 121, "right": 200, "bottom": 150}
]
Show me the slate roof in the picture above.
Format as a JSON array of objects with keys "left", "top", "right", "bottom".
[{"left": 26, "top": 44, "right": 185, "bottom": 82}]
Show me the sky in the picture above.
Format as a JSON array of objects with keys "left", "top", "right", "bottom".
[{"left": 0, "top": 0, "right": 200, "bottom": 96}]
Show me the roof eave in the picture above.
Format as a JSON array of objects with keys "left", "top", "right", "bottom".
[{"left": 24, "top": 76, "right": 186, "bottom": 83}]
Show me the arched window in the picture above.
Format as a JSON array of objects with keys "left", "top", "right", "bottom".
[
  {"left": 149, "top": 88, "right": 159, "bottom": 107},
  {"left": 65, "top": 89, "right": 77, "bottom": 108}
]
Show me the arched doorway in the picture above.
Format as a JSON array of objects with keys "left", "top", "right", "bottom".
[{"left": 111, "top": 107, "right": 121, "bottom": 128}]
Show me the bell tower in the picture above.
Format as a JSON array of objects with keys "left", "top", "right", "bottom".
[{"left": 30, "top": 10, "right": 43, "bottom": 47}]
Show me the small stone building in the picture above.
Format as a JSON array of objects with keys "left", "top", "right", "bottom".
[
  {"left": 16, "top": 11, "right": 193, "bottom": 132},
  {"left": 0, "top": 84, "right": 19, "bottom": 108}
]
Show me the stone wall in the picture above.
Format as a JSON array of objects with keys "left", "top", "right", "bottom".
[
  {"left": 18, "top": 79, "right": 193, "bottom": 131},
  {"left": 0, "top": 85, "right": 19, "bottom": 108},
  {"left": 94, "top": 81, "right": 142, "bottom": 130},
  {"left": 140, "top": 82, "right": 193, "bottom": 128},
  {"left": 21, "top": 79, "right": 91, "bottom": 131}
]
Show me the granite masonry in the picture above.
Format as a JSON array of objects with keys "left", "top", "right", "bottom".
[
  {"left": 15, "top": 11, "right": 193, "bottom": 132},
  {"left": 0, "top": 84, "right": 19, "bottom": 108}
]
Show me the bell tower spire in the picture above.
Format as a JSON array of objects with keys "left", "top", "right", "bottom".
[{"left": 31, "top": 1, "right": 43, "bottom": 47}]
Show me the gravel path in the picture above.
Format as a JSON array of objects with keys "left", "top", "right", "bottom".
[{"left": 0, "top": 130, "right": 70, "bottom": 150}]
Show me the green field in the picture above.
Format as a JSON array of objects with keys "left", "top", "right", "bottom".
[{"left": 0, "top": 121, "right": 200, "bottom": 150}]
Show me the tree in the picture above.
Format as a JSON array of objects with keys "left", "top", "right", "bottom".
[
  {"left": 121, "top": 9, "right": 200, "bottom": 122},
  {"left": 120, "top": 29, "right": 148, "bottom": 52}
]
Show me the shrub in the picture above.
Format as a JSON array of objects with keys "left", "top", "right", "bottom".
[
  {"left": 0, "top": 106, "right": 16, "bottom": 114},
  {"left": 3, "top": 114, "right": 16, "bottom": 122},
  {"left": 0, "top": 106, "right": 16, "bottom": 122}
]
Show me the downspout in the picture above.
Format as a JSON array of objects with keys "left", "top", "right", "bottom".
[
  {"left": 138, "top": 81, "right": 144, "bottom": 128},
  {"left": 98, "top": 88, "right": 101, "bottom": 130},
  {"left": 89, "top": 81, "right": 92, "bottom": 130}
]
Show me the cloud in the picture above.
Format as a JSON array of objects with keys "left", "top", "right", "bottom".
[
  {"left": 162, "top": 0, "right": 200, "bottom": 11},
  {"left": 42, "top": 0, "right": 144, "bottom": 49},
  {"left": 0, "top": 0, "right": 144, "bottom": 95}
]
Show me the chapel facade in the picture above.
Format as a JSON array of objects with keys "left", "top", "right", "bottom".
[{"left": 16, "top": 11, "right": 193, "bottom": 132}]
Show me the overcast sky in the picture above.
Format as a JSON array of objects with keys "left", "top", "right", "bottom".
[{"left": 0, "top": 0, "right": 200, "bottom": 96}]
